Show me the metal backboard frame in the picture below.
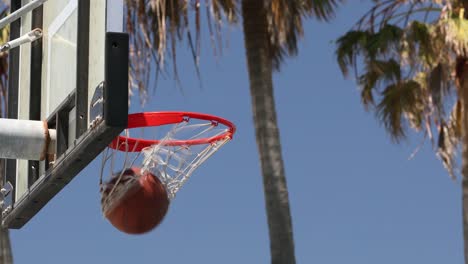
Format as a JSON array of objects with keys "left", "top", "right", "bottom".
[{"left": 3, "top": 0, "right": 128, "bottom": 229}]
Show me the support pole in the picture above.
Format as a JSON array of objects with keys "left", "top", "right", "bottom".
[
  {"left": 0, "top": 0, "right": 48, "bottom": 29},
  {"left": 0, "top": 119, "right": 56, "bottom": 160}
]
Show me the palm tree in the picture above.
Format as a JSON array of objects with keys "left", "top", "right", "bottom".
[
  {"left": 241, "top": 1, "right": 341, "bottom": 263},
  {"left": 336, "top": 0, "right": 468, "bottom": 262},
  {"left": 458, "top": 1, "right": 468, "bottom": 261},
  {"left": 126, "top": 0, "right": 340, "bottom": 263}
]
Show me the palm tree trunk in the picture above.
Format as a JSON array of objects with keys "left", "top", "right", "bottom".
[
  {"left": 241, "top": 1, "right": 295, "bottom": 263},
  {"left": 459, "top": 4, "right": 468, "bottom": 264},
  {"left": 0, "top": 160, "right": 13, "bottom": 264},
  {"left": 460, "top": 57, "right": 468, "bottom": 264}
]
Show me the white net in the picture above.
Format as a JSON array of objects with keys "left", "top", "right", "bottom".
[
  {"left": 140, "top": 122, "right": 230, "bottom": 200},
  {"left": 100, "top": 115, "right": 233, "bottom": 209}
]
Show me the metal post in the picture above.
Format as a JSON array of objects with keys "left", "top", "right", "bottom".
[
  {"left": 0, "top": 119, "right": 56, "bottom": 160},
  {"left": 0, "top": 0, "right": 48, "bottom": 29}
]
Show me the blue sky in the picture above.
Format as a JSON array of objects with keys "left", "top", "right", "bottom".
[{"left": 10, "top": 2, "right": 464, "bottom": 263}]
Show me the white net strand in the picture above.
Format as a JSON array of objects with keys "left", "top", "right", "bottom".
[
  {"left": 100, "top": 130, "right": 142, "bottom": 215},
  {"left": 141, "top": 138, "right": 230, "bottom": 200},
  {"left": 140, "top": 121, "right": 231, "bottom": 200}
]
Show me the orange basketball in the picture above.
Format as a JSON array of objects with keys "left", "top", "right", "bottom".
[{"left": 102, "top": 167, "right": 170, "bottom": 234}]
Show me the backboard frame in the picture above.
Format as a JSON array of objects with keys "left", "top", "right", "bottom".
[{"left": 3, "top": 0, "right": 128, "bottom": 229}]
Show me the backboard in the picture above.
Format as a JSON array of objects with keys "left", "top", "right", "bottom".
[{"left": 3, "top": 0, "right": 129, "bottom": 228}]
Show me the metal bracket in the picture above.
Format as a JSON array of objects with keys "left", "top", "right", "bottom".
[
  {"left": 1, "top": 182, "right": 13, "bottom": 198},
  {"left": 2, "top": 206, "right": 12, "bottom": 219},
  {"left": 1, "top": 181, "right": 13, "bottom": 218},
  {"left": 0, "top": 28, "right": 42, "bottom": 52},
  {"left": 90, "top": 82, "right": 104, "bottom": 128}
]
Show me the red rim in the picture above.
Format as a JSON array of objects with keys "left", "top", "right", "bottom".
[{"left": 109, "top": 112, "right": 236, "bottom": 152}]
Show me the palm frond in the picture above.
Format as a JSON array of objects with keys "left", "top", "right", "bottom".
[
  {"left": 301, "top": 0, "right": 342, "bottom": 21},
  {"left": 401, "top": 20, "right": 436, "bottom": 67},
  {"left": 358, "top": 59, "right": 401, "bottom": 108},
  {"left": 336, "top": 30, "right": 371, "bottom": 76},
  {"left": 366, "top": 24, "right": 403, "bottom": 59},
  {"left": 336, "top": 0, "right": 467, "bottom": 178},
  {"left": 437, "top": 100, "right": 462, "bottom": 180},
  {"left": 265, "top": 0, "right": 342, "bottom": 69},
  {"left": 125, "top": 0, "right": 237, "bottom": 102},
  {"left": 355, "top": 0, "right": 443, "bottom": 31},
  {"left": 428, "top": 63, "right": 452, "bottom": 117},
  {"left": 376, "top": 80, "right": 424, "bottom": 141},
  {"left": 336, "top": 24, "right": 402, "bottom": 78},
  {"left": 440, "top": 16, "right": 468, "bottom": 57}
]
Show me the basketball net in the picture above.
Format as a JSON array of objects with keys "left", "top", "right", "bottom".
[{"left": 100, "top": 117, "right": 232, "bottom": 214}]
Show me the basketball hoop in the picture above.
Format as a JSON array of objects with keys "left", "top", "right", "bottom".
[
  {"left": 99, "top": 111, "right": 235, "bottom": 234},
  {"left": 109, "top": 112, "right": 235, "bottom": 150}
]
